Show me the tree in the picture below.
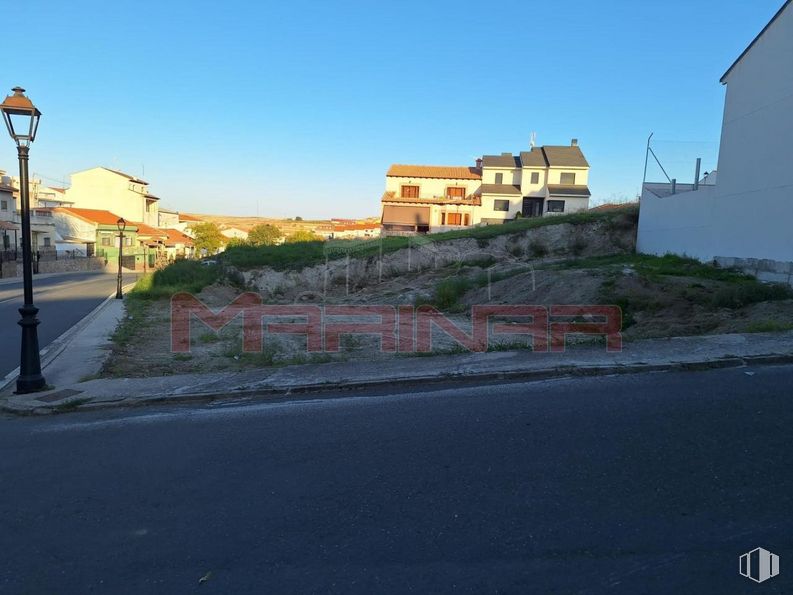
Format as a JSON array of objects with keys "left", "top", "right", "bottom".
[
  {"left": 294, "top": 216, "right": 303, "bottom": 221},
  {"left": 191, "top": 222, "right": 225, "bottom": 255},
  {"left": 248, "top": 223, "right": 282, "bottom": 246},
  {"left": 285, "top": 230, "right": 322, "bottom": 243}
]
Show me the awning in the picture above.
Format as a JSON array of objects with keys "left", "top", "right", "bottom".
[
  {"left": 547, "top": 184, "right": 591, "bottom": 197},
  {"left": 382, "top": 205, "right": 430, "bottom": 226}
]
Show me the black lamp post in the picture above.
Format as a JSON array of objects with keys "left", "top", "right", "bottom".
[
  {"left": 116, "top": 217, "right": 126, "bottom": 299},
  {"left": 0, "top": 87, "right": 45, "bottom": 393}
]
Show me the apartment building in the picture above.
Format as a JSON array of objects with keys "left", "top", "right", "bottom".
[
  {"left": 0, "top": 171, "right": 57, "bottom": 250},
  {"left": 64, "top": 167, "right": 161, "bottom": 228}
]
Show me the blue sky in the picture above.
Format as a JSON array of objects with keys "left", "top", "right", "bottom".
[{"left": 0, "top": 0, "right": 783, "bottom": 218}]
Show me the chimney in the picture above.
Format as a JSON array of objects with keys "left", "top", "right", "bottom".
[
  {"left": 693, "top": 157, "right": 701, "bottom": 190},
  {"left": 571, "top": 138, "right": 578, "bottom": 147},
  {"left": 475, "top": 158, "right": 483, "bottom": 169}
]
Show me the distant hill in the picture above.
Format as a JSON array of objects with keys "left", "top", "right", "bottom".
[{"left": 182, "top": 214, "right": 379, "bottom": 234}]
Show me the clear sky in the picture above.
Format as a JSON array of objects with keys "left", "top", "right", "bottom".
[{"left": 0, "top": 0, "right": 783, "bottom": 218}]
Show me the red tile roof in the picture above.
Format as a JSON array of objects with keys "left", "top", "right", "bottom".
[
  {"left": 179, "top": 213, "right": 202, "bottom": 222},
  {"left": 163, "top": 228, "right": 194, "bottom": 246},
  {"left": 332, "top": 222, "right": 380, "bottom": 231},
  {"left": 0, "top": 220, "right": 18, "bottom": 231},
  {"left": 54, "top": 207, "right": 128, "bottom": 227},
  {"left": 131, "top": 221, "right": 168, "bottom": 238},
  {"left": 387, "top": 165, "right": 482, "bottom": 180}
]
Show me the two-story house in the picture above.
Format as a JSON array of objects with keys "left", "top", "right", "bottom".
[
  {"left": 380, "top": 165, "right": 483, "bottom": 234},
  {"left": 479, "top": 141, "right": 591, "bottom": 223},
  {"left": 380, "top": 140, "right": 591, "bottom": 234},
  {"left": 64, "top": 167, "right": 161, "bottom": 228}
]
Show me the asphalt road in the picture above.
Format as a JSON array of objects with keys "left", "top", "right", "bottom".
[
  {"left": 0, "top": 271, "right": 135, "bottom": 379},
  {"left": 0, "top": 365, "right": 790, "bottom": 594}
]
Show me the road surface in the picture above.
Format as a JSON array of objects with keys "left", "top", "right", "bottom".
[
  {"left": 0, "top": 364, "right": 790, "bottom": 594},
  {"left": 0, "top": 271, "right": 135, "bottom": 378}
]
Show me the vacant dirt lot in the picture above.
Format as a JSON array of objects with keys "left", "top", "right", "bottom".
[{"left": 102, "top": 254, "right": 793, "bottom": 378}]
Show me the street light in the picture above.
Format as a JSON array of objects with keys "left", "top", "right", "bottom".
[
  {"left": 116, "top": 217, "right": 126, "bottom": 299},
  {"left": 0, "top": 87, "right": 45, "bottom": 393}
]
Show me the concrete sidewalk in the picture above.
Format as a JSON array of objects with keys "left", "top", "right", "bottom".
[
  {"left": 3, "top": 322, "right": 793, "bottom": 414},
  {"left": 0, "top": 279, "right": 135, "bottom": 395}
]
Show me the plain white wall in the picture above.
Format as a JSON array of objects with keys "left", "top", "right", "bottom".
[{"left": 637, "top": 3, "right": 793, "bottom": 263}]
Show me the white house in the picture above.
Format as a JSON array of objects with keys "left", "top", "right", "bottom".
[
  {"left": 480, "top": 142, "right": 591, "bottom": 223},
  {"left": 64, "top": 167, "right": 161, "bottom": 228},
  {"left": 637, "top": 0, "right": 793, "bottom": 281},
  {"left": 380, "top": 140, "right": 591, "bottom": 235},
  {"left": 381, "top": 165, "right": 482, "bottom": 234},
  {"left": 221, "top": 226, "right": 250, "bottom": 241}
]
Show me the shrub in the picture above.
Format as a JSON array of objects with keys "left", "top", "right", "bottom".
[
  {"left": 132, "top": 260, "right": 220, "bottom": 299},
  {"left": 711, "top": 282, "right": 793, "bottom": 309},
  {"left": 529, "top": 240, "right": 549, "bottom": 258},
  {"left": 571, "top": 236, "right": 588, "bottom": 256},
  {"left": 417, "top": 277, "right": 473, "bottom": 311}
]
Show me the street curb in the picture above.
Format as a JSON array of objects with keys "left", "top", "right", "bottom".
[
  {"left": 6, "top": 351, "right": 793, "bottom": 416},
  {"left": 0, "top": 281, "right": 136, "bottom": 394}
]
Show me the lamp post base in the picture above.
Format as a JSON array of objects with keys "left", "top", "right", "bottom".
[{"left": 16, "top": 304, "right": 46, "bottom": 394}]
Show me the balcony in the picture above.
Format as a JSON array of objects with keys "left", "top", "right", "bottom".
[{"left": 381, "top": 191, "right": 481, "bottom": 206}]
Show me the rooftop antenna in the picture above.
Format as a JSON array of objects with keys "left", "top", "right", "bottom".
[{"left": 530, "top": 131, "right": 537, "bottom": 148}]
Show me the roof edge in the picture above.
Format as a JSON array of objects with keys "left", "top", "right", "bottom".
[{"left": 720, "top": 0, "right": 792, "bottom": 83}]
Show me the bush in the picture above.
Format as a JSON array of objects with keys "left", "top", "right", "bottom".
[
  {"left": 416, "top": 277, "right": 473, "bottom": 311},
  {"left": 711, "top": 282, "right": 793, "bottom": 309},
  {"left": 529, "top": 240, "right": 549, "bottom": 258},
  {"left": 132, "top": 260, "right": 220, "bottom": 299},
  {"left": 571, "top": 237, "right": 588, "bottom": 256}
]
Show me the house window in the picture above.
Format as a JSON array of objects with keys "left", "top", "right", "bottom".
[
  {"left": 125, "top": 237, "right": 133, "bottom": 246},
  {"left": 560, "top": 172, "right": 576, "bottom": 184},
  {"left": 446, "top": 212, "right": 462, "bottom": 225},
  {"left": 401, "top": 185, "right": 419, "bottom": 198},
  {"left": 530, "top": 172, "right": 540, "bottom": 184},
  {"left": 0, "top": 200, "right": 7, "bottom": 210},
  {"left": 495, "top": 173, "right": 503, "bottom": 184},
  {"left": 43, "top": 237, "right": 51, "bottom": 247},
  {"left": 101, "top": 236, "right": 111, "bottom": 246},
  {"left": 464, "top": 213, "right": 470, "bottom": 226},
  {"left": 547, "top": 200, "right": 565, "bottom": 213},
  {"left": 446, "top": 187, "right": 465, "bottom": 198},
  {"left": 493, "top": 199, "right": 510, "bottom": 212}
]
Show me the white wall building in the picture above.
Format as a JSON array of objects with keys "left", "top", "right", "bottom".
[
  {"left": 381, "top": 165, "right": 482, "bottom": 234},
  {"left": 0, "top": 171, "right": 57, "bottom": 251},
  {"left": 64, "top": 167, "right": 161, "bottom": 228},
  {"left": 638, "top": 0, "right": 793, "bottom": 279},
  {"left": 480, "top": 142, "right": 591, "bottom": 223}
]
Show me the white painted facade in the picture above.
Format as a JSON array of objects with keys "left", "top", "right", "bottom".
[
  {"left": 637, "top": 0, "right": 793, "bottom": 264},
  {"left": 65, "top": 167, "right": 160, "bottom": 227},
  {"left": 381, "top": 143, "right": 591, "bottom": 234},
  {"left": 384, "top": 175, "right": 481, "bottom": 200},
  {"left": 0, "top": 173, "right": 57, "bottom": 250},
  {"left": 221, "top": 227, "right": 249, "bottom": 240}
]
